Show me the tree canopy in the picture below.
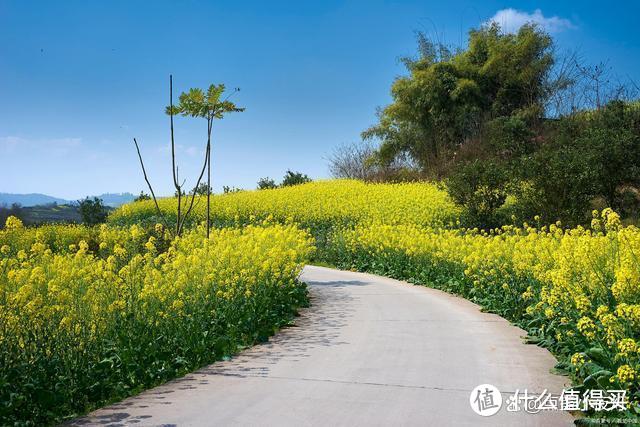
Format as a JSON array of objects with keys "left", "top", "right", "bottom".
[
  {"left": 364, "top": 23, "right": 553, "bottom": 176},
  {"left": 361, "top": 23, "right": 640, "bottom": 227}
]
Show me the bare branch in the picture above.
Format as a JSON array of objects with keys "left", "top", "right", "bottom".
[{"left": 133, "top": 138, "right": 172, "bottom": 233}]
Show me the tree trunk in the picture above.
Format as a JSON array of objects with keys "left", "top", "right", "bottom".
[
  {"left": 206, "top": 117, "right": 212, "bottom": 238},
  {"left": 206, "top": 143, "right": 211, "bottom": 238}
]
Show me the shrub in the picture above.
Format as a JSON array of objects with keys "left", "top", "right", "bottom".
[
  {"left": 222, "top": 185, "right": 243, "bottom": 194},
  {"left": 280, "top": 170, "right": 311, "bottom": 187},
  {"left": 520, "top": 101, "right": 640, "bottom": 225},
  {"left": 446, "top": 160, "right": 510, "bottom": 228},
  {"left": 78, "top": 197, "right": 108, "bottom": 225},
  {"left": 133, "top": 191, "right": 151, "bottom": 202},
  {"left": 257, "top": 177, "right": 277, "bottom": 190}
]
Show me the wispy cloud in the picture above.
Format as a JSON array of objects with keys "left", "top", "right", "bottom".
[
  {"left": 0, "top": 136, "right": 23, "bottom": 151},
  {"left": 0, "top": 136, "right": 82, "bottom": 154},
  {"left": 486, "top": 9, "right": 576, "bottom": 34}
]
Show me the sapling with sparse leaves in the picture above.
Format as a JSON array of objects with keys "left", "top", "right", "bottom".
[
  {"left": 132, "top": 76, "right": 243, "bottom": 237},
  {"left": 169, "top": 83, "right": 244, "bottom": 237}
]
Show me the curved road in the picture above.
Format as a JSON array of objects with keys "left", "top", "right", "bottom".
[{"left": 71, "top": 266, "right": 573, "bottom": 426}]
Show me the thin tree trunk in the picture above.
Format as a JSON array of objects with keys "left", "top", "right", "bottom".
[
  {"left": 206, "top": 116, "right": 212, "bottom": 238},
  {"left": 170, "top": 75, "right": 182, "bottom": 235},
  {"left": 178, "top": 139, "right": 210, "bottom": 236}
]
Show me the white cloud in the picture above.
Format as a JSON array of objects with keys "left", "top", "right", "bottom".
[
  {"left": 0, "top": 136, "right": 24, "bottom": 151},
  {"left": 0, "top": 136, "right": 81, "bottom": 154},
  {"left": 487, "top": 8, "right": 575, "bottom": 33}
]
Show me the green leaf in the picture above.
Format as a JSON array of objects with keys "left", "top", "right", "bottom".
[{"left": 585, "top": 347, "right": 610, "bottom": 367}]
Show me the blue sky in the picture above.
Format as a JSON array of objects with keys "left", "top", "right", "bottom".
[{"left": 1, "top": 0, "right": 639, "bottom": 199}]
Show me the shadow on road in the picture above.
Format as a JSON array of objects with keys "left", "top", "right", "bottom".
[{"left": 68, "top": 277, "right": 367, "bottom": 426}]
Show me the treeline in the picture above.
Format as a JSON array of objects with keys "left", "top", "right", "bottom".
[
  {"left": 0, "top": 204, "right": 24, "bottom": 228},
  {"left": 257, "top": 170, "right": 312, "bottom": 190},
  {"left": 0, "top": 198, "right": 110, "bottom": 229},
  {"left": 330, "top": 23, "right": 640, "bottom": 227}
]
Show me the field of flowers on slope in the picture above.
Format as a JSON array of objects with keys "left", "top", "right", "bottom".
[
  {"left": 113, "top": 181, "right": 640, "bottom": 418},
  {"left": 8, "top": 179, "right": 639, "bottom": 422},
  {"left": 0, "top": 217, "right": 313, "bottom": 425},
  {"left": 109, "top": 180, "right": 462, "bottom": 236}
]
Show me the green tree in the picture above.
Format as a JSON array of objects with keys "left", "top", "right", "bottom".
[
  {"left": 191, "top": 182, "right": 212, "bottom": 196},
  {"left": 281, "top": 170, "right": 311, "bottom": 187},
  {"left": 363, "top": 23, "right": 553, "bottom": 176},
  {"left": 363, "top": 22, "right": 640, "bottom": 227},
  {"left": 133, "top": 76, "right": 244, "bottom": 237},
  {"left": 169, "top": 83, "right": 244, "bottom": 237},
  {"left": 78, "top": 197, "right": 108, "bottom": 225},
  {"left": 522, "top": 101, "right": 640, "bottom": 224},
  {"left": 257, "top": 177, "right": 277, "bottom": 190},
  {"left": 134, "top": 191, "right": 151, "bottom": 202}
]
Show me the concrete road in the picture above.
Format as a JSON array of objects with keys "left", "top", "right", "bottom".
[{"left": 70, "top": 265, "right": 574, "bottom": 426}]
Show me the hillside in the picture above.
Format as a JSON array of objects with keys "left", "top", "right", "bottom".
[{"left": 0, "top": 192, "right": 68, "bottom": 207}]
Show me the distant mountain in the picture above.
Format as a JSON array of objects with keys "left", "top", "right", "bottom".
[
  {"left": 0, "top": 192, "right": 136, "bottom": 208},
  {"left": 0, "top": 193, "right": 68, "bottom": 207}
]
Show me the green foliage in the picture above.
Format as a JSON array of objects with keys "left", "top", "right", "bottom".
[
  {"left": 223, "top": 185, "right": 243, "bottom": 194},
  {"left": 446, "top": 160, "right": 511, "bottom": 228},
  {"left": 484, "top": 115, "right": 537, "bottom": 159},
  {"left": 280, "top": 170, "right": 311, "bottom": 187},
  {"left": 192, "top": 183, "right": 212, "bottom": 196},
  {"left": 364, "top": 23, "right": 553, "bottom": 175},
  {"left": 134, "top": 191, "right": 151, "bottom": 202},
  {"left": 168, "top": 84, "right": 244, "bottom": 119},
  {"left": 257, "top": 177, "right": 277, "bottom": 190},
  {"left": 165, "top": 79, "right": 245, "bottom": 237},
  {"left": 77, "top": 197, "right": 108, "bottom": 226},
  {"left": 368, "top": 22, "right": 640, "bottom": 227},
  {"left": 256, "top": 172, "right": 312, "bottom": 190},
  {"left": 445, "top": 101, "right": 640, "bottom": 227},
  {"left": 517, "top": 101, "right": 640, "bottom": 225}
]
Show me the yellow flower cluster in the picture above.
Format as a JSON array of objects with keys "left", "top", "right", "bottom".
[
  {"left": 4, "top": 215, "right": 23, "bottom": 230},
  {"left": 6, "top": 182, "right": 640, "bottom": 417},
  {"left": 0, "top": 221, "right": 313, "bottom": 424},
  {"left": 617, "top": 365, "right": 636, "bottom": 384},
  {"left": 331, "top": 209, "right": 640, "bottom": 405},
  {"left": 571, "top": 353, "right": 586, "bottom": 368}
]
